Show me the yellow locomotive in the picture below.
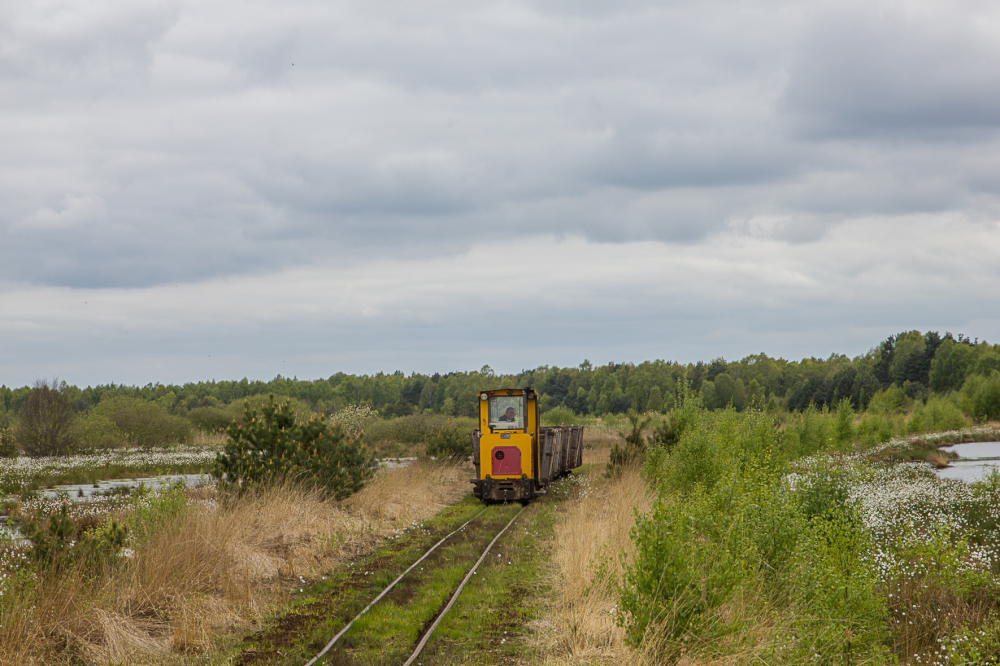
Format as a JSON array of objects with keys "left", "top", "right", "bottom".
[{"left": 471, "top": 388, "right": 584, "bottom": 502}]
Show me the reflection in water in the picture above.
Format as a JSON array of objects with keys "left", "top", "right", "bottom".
[
  {"left": 935, "top": 442, "right": 1000, "bottom": 482},
  {"left": 41, "top": 473, "right": 211, "bottom": 501}
]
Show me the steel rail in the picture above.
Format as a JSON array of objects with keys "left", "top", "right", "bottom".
[
  {"left": 400, "top": 504, "right": 527, "bottom": 666},
  {"left": 303, "top": 506, "right": 488, "bottom": 666}
]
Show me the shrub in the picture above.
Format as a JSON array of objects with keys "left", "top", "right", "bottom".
[
  {"left": 330, "top": 403, "right": 379, "bottom": 435},
  {"left": 424, "top": 422, "right": 472, "bottom": 461},
  {"left": 620, "top": 491, "right": 727, "bottom": 646},
  {"left": 785, "top": 508, "right": 887, "bottom": 663},
  {"left": 832, "top": 397, "right": 856, "bottom": 447},
  {"left": 541, "top": 406, "right": 577, "bottom": 426},
  {"left": 784, "top": 404, "right": 832, "bottom": 457},
  {"left": 622, "top": 409, "right": 796, "bottom": 653},
  {"left": 22, "top": 502, "right": 77, "bottom": 564},
  {"left": 17, "top": 380, "right": 78, "bottom": 457},
  {"left": 92, "top": 396, "right": 191, "bottom": 448},
  {"left": 71, "top": 413, "right": 127, "bottom": 450},
  {"left": 857, "top": 411, "right": 896, "bottom": 447},
  {"left": 608, "top": 409, "right": 650, "bottom": 473},
  {"left": 794, "top": 468, "right": 854, "bottom": 524},
  {"left": 643, "top": 380, "right": 704, "bottom": 479},
  {"left": 867, "top": 386, "right": 910, "bottom": 415},
  {"left": 186, "top": 406, "right": 233, "bottom": 433},
  {"left": 907, "top": 393, "right": 969, "bottom": 434},
  {"left": 621, "top": 408, "right": 888, "bottom": 663},
  {"left": 0, "top": 427, "right": 17, "bottom": 458},
  {"left": 213, "top": 395, "right": 376, "bottom": 499},
  {"left": 224, "top": 394, "right": 316, "bottom": 424},
  {"left": 21, "top": 502, "right": 128, "bottom": 567},
  {"left": 650, "top": 407, "right": 695, "bottom": 453},
  {"left": 366, "top": 413, "right": 476, "bottom": 444},
  {"left": 961, "top": 371, "right": 1000, "bottom": 423}
]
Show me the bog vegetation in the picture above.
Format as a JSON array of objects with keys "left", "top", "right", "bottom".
[
  {"left": 1, "top": 330, "right": 1000, "bottom": 664},
  {"left": 601, "top": 393, "right": 1000, "bottom": 665}
]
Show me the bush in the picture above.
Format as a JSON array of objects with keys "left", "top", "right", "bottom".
[
  {"left": 784, "top": 404, "right": 832, "bottom": 457},
  {"left": 857, "top": 411, "right": 897, "bottom": 447},
  {"left": 608, "top": 409, "right": 650, "bottom": 473},
  {"left": 794, "top": 468, "right": 849, "bottom": 519},
  {"left": 961, "top": 371, "right": 1000, "bottom": 423},
  {"left": 224, "top": 394, "right": 316, "bottom": 424},
  {"left": 650, "top": 408, "right": 695, "bottom": 453},
  {"left": 17, "top": 380, "right": 78, "bottom": 457},
  {"left": 213, "top": 395, "right": 376, "bottom": 499},
  {"left": 330, "top": 404, "right": 380, "bottom": 435},
  {"left": 867, "top": 385, "right": 910, "bottom": 415},
  {"left": 621, "top": 408, "right": 888, "bottom": 662},
  {"left": 22, "top": 502, "right": 128, "bottom": 567},
  {"left": 424, "top": 422, "right": 472, "bottom": 461},
  {"left": 622, "top": 409, "right": 795, "bottom": 652},
  {"left": 0, "top": 427, "right": 17, "bottom": 458},
  {"left": 785, "top": 508, "right": 887, "bottom": 663},
  {"left": 72, "top": 413, "right": 127, "bottom": 450},
  {"left": 541, "top": 406, "right": 577, "bottom": 426},
  {"left": 832, "top": 397, "right": 856, "bottom": 447},
  {"left": 92, "top": 396, "right": 191, "bottom": 448},
  {"left": 186, "top": 406, "right": 233, "bottom": 433},
  {"left": 366, "top": 413, "right": 476, "bottom": 445},
  {"left": 644, "top": 380, "right": 704, "bottom": 478},
  {"left": 907, "top": 393, "right": 969, "bottom": 434}
]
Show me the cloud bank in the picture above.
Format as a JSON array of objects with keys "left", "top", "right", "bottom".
[{"left": 1, "top": 0, "right": 999, "bottom": 384}]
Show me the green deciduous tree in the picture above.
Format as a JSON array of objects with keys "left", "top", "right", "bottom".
[
  {"left": 961, "top": 372, "right": 1000, "bottom": 423},
  {"left": 929, "top": 337, "right": 975, "bottom": 392}
]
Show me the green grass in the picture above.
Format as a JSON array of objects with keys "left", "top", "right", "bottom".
[
  {"left": 300, "top": 505, "right": 521, "bottom": 665},
  {"left": 420, "top": 497, "right": 560, "bottom": 664},
  {"left": 230, "top": 474, "right": 582, "bottom": 666},
  {"left": 229, "top": 497, "right": 489, "bottom": 665}
]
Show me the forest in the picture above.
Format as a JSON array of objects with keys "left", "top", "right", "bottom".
[{"left": 2, "top": 330, "right": 1000, "bottom": 446}]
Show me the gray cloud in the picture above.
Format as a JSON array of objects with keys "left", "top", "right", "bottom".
[
  {"left": 2, "top": 0, "right": 1000, "bottom": 382},
  {"left": 784, "top": 1, "right": 1000, "bottom": 138}
]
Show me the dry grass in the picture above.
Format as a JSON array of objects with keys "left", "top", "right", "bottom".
[
  {"left": 0, "top": 460, "right": 472, "bottom": 665},
  {"left": 581, "top": 430, "right": 620, "bottom": 466},
  {"left": 926, "top": 449, "right": 953, "bottom": 469},
  {"left": 346, "top": 459, "right": 470, "bottom": 525},
  {"left": 189, "top": 430, "right": 227, "bottom": 447},
  {"left": 541, "top": 464, "right": 654, "bottom": 665},
  {"left": 885, "top": 575, "right": 1000, "bottom": 664}
]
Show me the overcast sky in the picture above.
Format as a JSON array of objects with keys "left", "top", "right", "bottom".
[{"left": 2, "top": 0, "right": 999, "bottom": 387}]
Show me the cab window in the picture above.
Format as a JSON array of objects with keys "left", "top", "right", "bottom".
[{"left": 489, "top": 395, "right": 524, "bottom": 430}]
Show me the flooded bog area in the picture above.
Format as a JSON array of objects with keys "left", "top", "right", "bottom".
[
  {"left": 935, "top": 442, "right": 1000, "bottom": 481},
  {"left": 40, "top": 473, "right": 212, "bottom": 500}
]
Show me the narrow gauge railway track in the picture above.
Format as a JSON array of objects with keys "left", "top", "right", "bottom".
[{"left": 303, "top": 504, "right": 527, "bottom": 666}]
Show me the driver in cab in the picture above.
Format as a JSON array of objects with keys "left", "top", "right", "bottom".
[{"left": 498, "top": 407, "right": 518, "bottom": 422}]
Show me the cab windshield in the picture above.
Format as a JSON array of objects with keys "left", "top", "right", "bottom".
[{"left": 489, "top": 395, "right": 525, "bottom": 430}]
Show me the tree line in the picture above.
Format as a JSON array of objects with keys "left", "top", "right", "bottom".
[{"left": 2, "top": 330, "right": 999, "bottom": 432}]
